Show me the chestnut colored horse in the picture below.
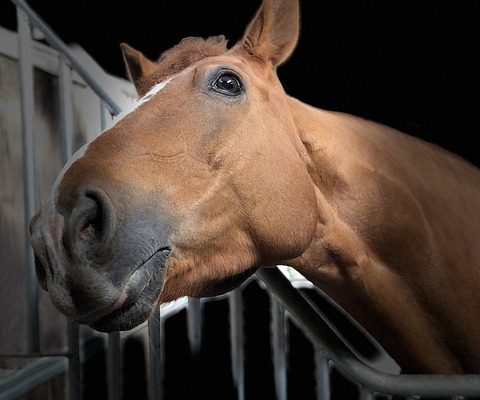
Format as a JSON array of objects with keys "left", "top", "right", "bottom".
[{"left": 31, "top": 0, "right": 480, "bottom": 374}]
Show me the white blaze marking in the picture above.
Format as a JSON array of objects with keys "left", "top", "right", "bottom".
[
  {"left": 53, "top": 74, "right": 179, "bottom": 197},
  {"left": 110, "top": 75, "right": 177, "bottom": 124},
  {"left": 52, "top": 142, "right": 90, "bottom": 198}
]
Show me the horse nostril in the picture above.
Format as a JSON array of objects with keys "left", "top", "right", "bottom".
[{"left": 66, "top": 189, "right": 113, "bottom": 257}]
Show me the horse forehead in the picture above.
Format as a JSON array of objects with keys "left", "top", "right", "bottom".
[{"left": 54, "top": 54, "right": 263, "bottom": 194}]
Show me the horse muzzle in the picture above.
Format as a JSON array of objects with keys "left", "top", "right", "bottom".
[{"left": 30, "top": 186, "right": 172, "bottom": 332}]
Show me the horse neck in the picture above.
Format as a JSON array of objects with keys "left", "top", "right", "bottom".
[
  {"left": 286, "top": 96, "right": 369, "bottom": 194},
  {"left": 285, "top": 96, "right": 480, "bottom": 373},
  {"left": 287, "top": 95, "right": 480, "bottom": 198}
]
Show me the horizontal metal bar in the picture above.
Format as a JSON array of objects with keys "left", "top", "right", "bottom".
[
  {"left": 10, "top": 0, "right": 122, "bottom": 116},
  {"left": 0, "top": 357, "right": 67, "bottom": 400},
  {"left": 0, "top": 338, "right": 102, "bottom": 400},
  {"left": 0, "top": 353, "right": 69, "bottom": 358},
  {"left": 256, "top": 268, "right": 480, "bottom": 397}
]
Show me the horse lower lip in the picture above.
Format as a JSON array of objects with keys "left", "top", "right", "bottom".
[
  {"left": 89, "top": 248, "right": 169, "bottom": 331},
  {"left": 78, "top": 289, "right": 128, "bottom": 324}
]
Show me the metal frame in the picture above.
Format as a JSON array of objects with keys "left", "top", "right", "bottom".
[
  {"left": 2, "top": 1, "right": 480, "bottom": 399},
  {"left": 257, "top": 268, "right": 480, "bottom": 398}
]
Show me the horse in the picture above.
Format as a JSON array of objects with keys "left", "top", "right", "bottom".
[{"left": 30, "top": 0, "right": 480, "bottom": 374}]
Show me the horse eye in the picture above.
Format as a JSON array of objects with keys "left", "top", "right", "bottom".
[{"left": 212, "top": 73, "right": 242, "bottom": 96}]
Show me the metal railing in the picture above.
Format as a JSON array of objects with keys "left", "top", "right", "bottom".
[
  {"left": 258, "top": 268, "right": 480, "bottom": 399},
  {"left": 3, "top": 0, "right": 480, "bottom": 399}
]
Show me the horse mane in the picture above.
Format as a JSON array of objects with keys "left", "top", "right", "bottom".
[{"left": 137, "top": 35, "right": 228, "bottom": 94}]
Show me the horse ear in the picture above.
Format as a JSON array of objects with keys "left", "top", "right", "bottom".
[
  {"left": 240, "top": 0, "right": 299, "bottom": 67},
  {"left": 120, "top": 43, "right": 158, "bottom": 89}
]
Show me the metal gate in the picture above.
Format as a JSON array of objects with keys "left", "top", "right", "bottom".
[{"left": 1, "top": 1, "right": 480, "bottom": 399}]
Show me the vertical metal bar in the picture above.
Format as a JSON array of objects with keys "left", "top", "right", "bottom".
[
  {"left": 187, "top": 298, "right": 203, "bottom": 356},
  {"left": 148, "top": 308, "right": 163, "bottom": 400},
  {"left": 359, "top": 388, "right": 373, "bottom": 400},
  {"left": 59, "top": 52, "right": 82, "bottom": 400},
  {"left": 10, "top": 0, "right": 122, "bottom": 116},
  {"left": 100, "top": 99, "right": 111, "bottom": 132},
  {"left": 229, "top": 289, "right": 245, "bottom": 400},
  {"left": 59, "top": 56, "right": 74, "bottom": 158},
  {"left": 67, "top": 321, "right": 81, "bottom": 400},
  {"left": 271, "top": 296, "right": 288, "bottom": 400},
  {"left": 98, "top": 100, "right": 124, "bottom": 400},
  {"left": 16, "top": 6, "right": 40, "bottom": 353},
  {"left": 107, "top": 332, "right": 122, "bottom": 400},
  {"left": 314, "top": 348, "right": 330, "bottom": 400}
]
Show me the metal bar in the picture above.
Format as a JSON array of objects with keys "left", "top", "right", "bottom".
[
  {"left": 16, "top": 6, "right": 40, "bottom": 354},
  {"left": 100, "top": 100, "right": 111, "bottom": 132},
  {"left": 187, "top": 298, "right": 203, "bottom": 357},
  {"left": 148, "top": 308, "right": 163, "bottom": 400},
  {"left": 67, "top": 321, "right": 81, "bottom": 400},
  {"left": 256, "top": 268, "right": 480, "bottom": 398},
  {"left": 314, "top": 349, "right": 330, "bottom": 400},
  {"left": 10, "top": 0, "right": 122, "bottom": 116},
  {"left": 0, "top": 353, "right": 69, "bottom": 358},
  {"left": 59, "top": 46, "right": 83, "bottom": 400},
  {"left": 229, "top": 289, "right": 245, "bottom": 400},
  {"left": 0, "top": 337, "right": 103, "bottom": 400},
  {"left": 359, "top": 388, "right": 373, "bottom": 400},
  {"left": 107, "top": 332, "right": 122, "bottom": 400},
  {"left": 0, "top": 357, "right": 68, "bottom": 400},
  {"left": 58, "top": 56, "right": 74, "bottom": 160},
  {"left": 271, "top": 297, "right": 288, "bottom": 400},
  {"left": 101, "top": 97, "right": 123, "bottom": 399}
]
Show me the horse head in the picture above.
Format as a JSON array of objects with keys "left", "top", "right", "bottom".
[{"left": 30, "top": 0, "right": 317, "bottom": 332}]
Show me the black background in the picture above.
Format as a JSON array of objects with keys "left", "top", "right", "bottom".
[
  {"left": 2, "top": 0, "right": 480, "bottom": 166},
  {"left": 1, "top": 3, "right": 479, "bottom": 397}
]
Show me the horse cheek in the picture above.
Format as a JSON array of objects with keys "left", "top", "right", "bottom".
[{"left": 250, "top": 164, "right": 317, "bottom": 262}]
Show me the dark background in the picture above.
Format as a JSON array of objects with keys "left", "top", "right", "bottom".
[{"left": 2, "top": 0, "right": 480, "bottom": 166}]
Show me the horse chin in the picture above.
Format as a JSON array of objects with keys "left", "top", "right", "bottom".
[
  {"left": 89, "top": 248, "right": 170, "bottom": 332},
  {"left": 192, "top": 267, "right": 257, "bottom": 298}
]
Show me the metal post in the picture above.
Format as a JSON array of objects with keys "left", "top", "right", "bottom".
[
  {"left": 148, "top": 308, "right": 163, "bottom": 400},
  {"left": 16, "top": 6, "right": 40, "bottom": 354},
  {"left": 314, "top": 349, "right": 330, "bottom": 400},
  {"left": 187, "top": 298, "right": 203, "bottom": 357},
  {"left": 256, "top": 268, "right": 480, "bottom": 398},
  {"left": 229, "top": 289, "right": 245, "bottom": 400},
  {"left": 10, "top": 0, "right": 122, "bottom": 116},
  {"left": 58, "top": 56, "right": 74, "bottom": 159},
  {"left": 359, "top": 388, "right": 373, "bottom": 400},
  {"left": 271, "top": 297, "right": 288, "bottom": 400},
  {"left": 67, "top": 321, "right": 81, "bottom": 400},
  {"left": 59, "top": 51, "right": 82, "bottom": 400},
  {"left": 98, "top": 99, "right": 124, "bottom": 400},
  {"left": 107, "top": 332, "right": 122, "bottom": 400}
]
